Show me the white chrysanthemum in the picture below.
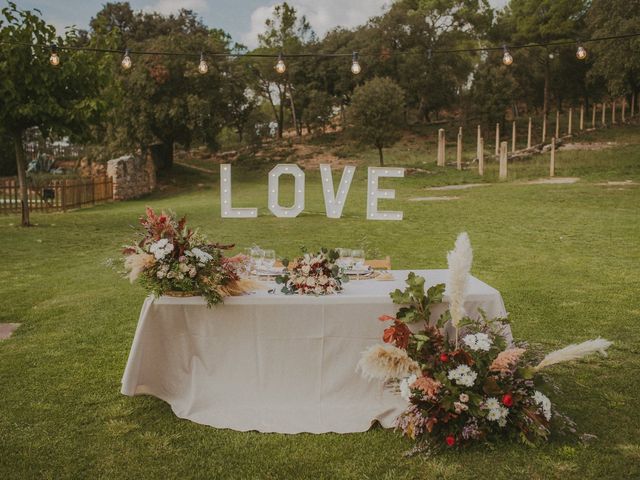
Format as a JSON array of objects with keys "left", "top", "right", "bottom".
[
  {"left": 498, "top": 417, "right": 507, "bottom": 427},
  {"left": 448, "top": 365, "right": 478, "bottom": 387},
  {"left": 484, "top": 397, "right": 500, "bottom": 410},
  {"left": 462, "top": 333, "right": 492, "bottom": 352},
  {"left": 533, "top": 390, "right": 552, "bottom": 421},
  {"left": 399, "top": 374, "right": 418, "bottom": 402}
]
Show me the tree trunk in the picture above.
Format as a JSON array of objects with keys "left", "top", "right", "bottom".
[
  {"left": 14, "top": 132, "right": 30, "bottom": 227},
  {"left": 378, "top": 146, "right": 384, "bottom": 166},
  {"left": 288, "top": 84, "right": 301, "bottom": 137},
  {"left": 543, "top": 56, "right": 550, "bottom": 121}
]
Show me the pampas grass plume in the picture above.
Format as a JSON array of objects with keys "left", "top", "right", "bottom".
[
  {"left": 446, "top": 232, "right": 473, "bottom": 329},
  {"left": 534, "top": 338, "right": 612, "bottom": 371},
  {"left": 357, "top": 344, "right": 421, "bottom": 382}
]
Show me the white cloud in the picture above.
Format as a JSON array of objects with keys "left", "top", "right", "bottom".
[
  {"left": 143, "top": 0, "right": 210, "bottom": 16},
  {"left": 242, "top": 1, "right": 389, "bottom": 49}
]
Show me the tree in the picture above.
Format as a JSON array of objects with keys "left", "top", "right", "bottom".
[
  {"left": 92, "top": 7, "right": 235, "bottom": 170},
  {"left": 0, "top": 2, "right": 107, "bottom": 226},
  {"left": 349, "top": 77, "right": 405, "bottom": 166},
  {"left": 250, "top": 2, "right": 315, "bottom": 138},
  {"left": 496, "top": 0, "right": 589, "bottom": 118},
  {"left": 587, "top": 0, "right": 640, "bottom": 98}
]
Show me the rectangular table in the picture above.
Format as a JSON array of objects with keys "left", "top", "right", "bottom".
[{"left": 121, "top": 270, "right": 509, "bottom": 434}]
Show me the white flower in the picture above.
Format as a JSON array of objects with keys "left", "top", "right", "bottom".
[
  {"left": 318, "top": 275, "right": 329, "bottom": 286},
  {"left": 301, "top": 265, "right": 311, "bottom": 275},
  {"left": 399, "top": 374, "right": 418, "bottom": 402},
  {"left": 149, "top": 238, "right": 174, "bottom": 260},
  {"left": 156, "top": 270, "right": 166, "bottom": 279},
  {"left": 306, "top": 277, "right": 316, "bottom": 287},
  {"left": 448, "top": 365, "right": 477, "bottom": 387},
  {"left": 484, "top": 397, "right": 500, "bottom": 410},
  {"left": 462, "top": 333, "right": 492, "bottom": 352},
  {"left": 189, "top": 267, "right": 197, "bottom": 278},
  {"left": 179, "top": 263, "right": 190, "bottom": 273},
  {"left": 459, "top": 393, "right": 469, "bottom": 403},
  {"left": 533, "top": 391, "right": 552, "bottom": 421},
  {"left": 498, "top": 417, "right": 507, "bottom": 427},
  {"left": 190, "top": 247, "right": 213, "bottom": 264}
]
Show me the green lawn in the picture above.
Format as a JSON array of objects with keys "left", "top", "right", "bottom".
[{"left": 1, "top": 127, "right": 639, "bottom": 479}]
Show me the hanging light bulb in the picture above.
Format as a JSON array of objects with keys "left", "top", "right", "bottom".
[
  {"left": 121, "top": 49, "right": 132, "bottom": 70},
  {"left": 351, "top": 51, "right": 361, "bottom": 75},
  {"left": 275, "top": 53, "right": 286, "bottom": 74},
  {"left": 576, "top": 44, "right": 587, "bottom": 60},
  {"left": 502, "top": 45, "right": 513, "bottom": 66},
  {"left": 198, "top": 52, "right": 209, "bottom": 74},
  {"left": 49, "top": 44, "right": 60, "bottom": 66}
]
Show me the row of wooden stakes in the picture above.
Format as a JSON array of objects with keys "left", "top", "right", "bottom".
[{"left": 435, "top": 96, "right": 638, "bottom": 179}]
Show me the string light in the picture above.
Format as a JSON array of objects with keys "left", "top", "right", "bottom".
[
  {"left": 198, "top": 52, "right": 208, "bottom": 74},
  {"left": 121, "top": 49, "right": 132, "bottom": 69},
  {"left": 49, "top": 44, "right": 59, "bottom": 66},
  {"left": 502, "top": 45, "right": 513, "bottom": 66},
  {"left": 275, "top": 52, "right": 286, "bottom": 74},
  {"left": 351, "top": 51, "right": 361, "bottom": 75},
  {"left": 576, "top": 43, "right": 587, "bottom": 60}
]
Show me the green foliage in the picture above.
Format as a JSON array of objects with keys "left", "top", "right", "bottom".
[{"left": 349, "top": 77, "right": 405, "bottom": 165}]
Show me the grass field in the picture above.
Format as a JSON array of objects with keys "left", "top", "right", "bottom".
[{"left": 1, "top": 126, "right": 639, "bottom": 479}]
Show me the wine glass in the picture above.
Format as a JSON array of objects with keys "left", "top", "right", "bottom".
[
  {"left": 262, "top": 249, "right": 276, "bottom": 270},
  {"left": 352, "top": 249, "right": 365, "bottom": 270},
  {"left": 336, "top": 248, "right": 352, "bottom": 269},
  {"left": 250, "top": 247, "right": 264, "bottom": 272}
]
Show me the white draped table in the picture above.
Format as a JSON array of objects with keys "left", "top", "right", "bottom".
[{"left": 121, "top": 269, "right": 509, "bottom": 434}]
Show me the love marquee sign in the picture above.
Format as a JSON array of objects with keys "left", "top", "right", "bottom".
[{"left": 219, "top": 163, "right": 405, "bottom": 221}]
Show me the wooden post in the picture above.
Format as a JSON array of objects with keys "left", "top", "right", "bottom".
[
  {"left": 602, "top": 102, "right": 606, "bottom": 126},
  {"left": 550, "top": 137, "right": 556, "bottom": 177},
  {"left": 612, "top": 100, "right": 616, "bottom": 124},
  {"left": 527, "top": 117, "right": 532, "bottom": 149},
  {"left": 622, "top": 99, "right": 626, "bottom": 123},
  {"left": 499, "top": 142, "right": 508, "bottom": 180},
  {"left": 476, "top": 125, "right": 481, "bottom": 160},
  {"left": 542, "top": 116, "right": 547, "bottom": 143},
  {"left": 568, "top": 108, "right": 573, "bottom": 135},
  {"left": 456, "top": 127, "right": 462, "bottom": 171},
  {"left": 511, "top": 121, "right": 516, "bottom": 152},
  {"left": 579, "top": 105, "right": 584, "bottom": 131},
  {"left": 495, "top": 123, "right": 500, "bottom": 157},
  {"left": 632, "top": 93, "right": 636, "bottom": 117},
  {"left": 592, "top": 104, "right": 596, "bottom": 129},
  {"left": 555, "top": 110, "right": 560, "bottom": 138},
  {"left": 478, "top": 137, "right": 484, "bottom": 176},
  {"left": 437, "top": 128, "right": 445, "bottom": 166}
]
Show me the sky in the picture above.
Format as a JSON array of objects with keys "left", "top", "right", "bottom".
[{"left": 19, "top": 0, "right": 509, "bottom": 49}]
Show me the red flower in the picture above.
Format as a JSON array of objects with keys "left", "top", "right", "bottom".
[
  {"left": 502, "top": 393, "right": 513, "bottom": 407},
  {"left": 382, "top": 321, "right": 411, "bottom": 349},
  {"left": 158, "top": 215, "right": 167, "bottom": 223},
  {"left": 445, "top": 435, "right": 455, "bottom": 447},
  {"left": 439, "top": 353, "right": 449, "bottom": 363}
]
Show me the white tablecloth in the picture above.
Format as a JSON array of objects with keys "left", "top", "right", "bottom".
[{"left": 121, "top": 270, "right": 509, "bottom": 434}]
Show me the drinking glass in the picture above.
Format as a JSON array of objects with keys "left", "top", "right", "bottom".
[
  {"left": 262, "top": 249, "right": 276, "bottom": 270},
  {"left": 250, "top": 247, "right": 264, "bottom": 271},
  {"left": 336, "top": 248, "right": 352, "bottom": 268},
  {"left": 352, "top": 249, "right": 365, "bottom": 269}
]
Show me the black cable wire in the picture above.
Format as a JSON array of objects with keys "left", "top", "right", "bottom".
[{"left": 0, "top": 32, "right": 638, "bottom": 59}]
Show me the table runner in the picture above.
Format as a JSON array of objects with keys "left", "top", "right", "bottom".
[{"left": 121, "top": 269, "right": 509, "bottom": 433}]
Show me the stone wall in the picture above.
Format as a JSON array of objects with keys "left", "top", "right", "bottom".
[{"left": 106, "top": 154, "right": 155, "bottom": 200}]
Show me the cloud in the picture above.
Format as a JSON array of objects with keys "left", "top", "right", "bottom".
[
  {"left": 242, "top": 1, "right": 389, "bottom": 49},
  {"left": 143, "top": 0, "right": 210, "bottom": 16}
]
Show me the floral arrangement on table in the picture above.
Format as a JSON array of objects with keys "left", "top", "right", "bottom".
[
  {"left": 358, "top": 232, "right": 612, "bottom": 453},
  {"left": 274, "top": 248, "right": 349, "bottom": 295},
  {"left": 122, "top": 207, "right": 255, "bottom": 306}
]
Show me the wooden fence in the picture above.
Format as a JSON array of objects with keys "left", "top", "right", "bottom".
[{"left": 0, "top": 176, "right": 113, "bottom": 214}]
